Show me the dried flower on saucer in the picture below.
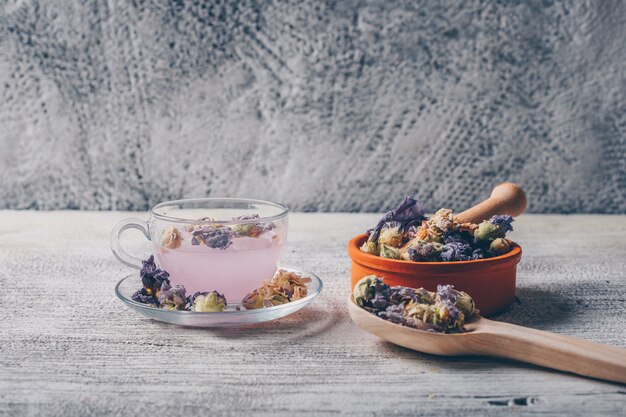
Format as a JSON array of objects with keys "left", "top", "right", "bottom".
[
  {"left": 242, "top": 269, "right": 311, "bottom": 309},
  {"left": 140, "top": 255, "right": 170, "bottom": 298},
  {"left": 187, "top": 291, "right": 227, "bottom": 312},
  {"left": 157, "top": 283, "right": 187, "bottom": 310},
  {"left": 132, "top": 288, "right": 158, "bottom": 306},
  {"left": 160, "top": 226, "right": 182, "bottom": 249}
]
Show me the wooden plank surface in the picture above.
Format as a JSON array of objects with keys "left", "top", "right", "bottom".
[{"left": 0, "top": 212, "right": 625, "bottom": 416}]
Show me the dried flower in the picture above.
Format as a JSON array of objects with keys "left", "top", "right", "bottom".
[
  {"left": 440, "top": 241, "right": 473, "bottom": 262},
  {"left": 379, "top": 244, "right": 401, "bottom": 259},
  {"left": 407, "top": 241, "right": 444, "bottom": 262},
  {"left": 157, "top": 282, "right": 187, "bottom": 310},
  {"left": 378, "top": 304, "right": 405, "bottom": 324},
  {"left": 140, "top": 256, "right": 170, "bottom": 297},
  {"left": 232, "top": 223, "right": 263, "bottom": 237},
  {"left": 360, "top": 240, "right": 379, "bottom": 256},
  {"left": 354, "top": 276, "right": 392, "bottom": 311},
  {"left": 474, "top": 220, "right": 500, "bottom": 242},
  {"left": 191, "top": 227, "right": 233, "bottom": 249},
  {"left": 132, "top": 288, "right": 157, "bottom": 306},
  {"left": 389, "top": 286, "right": 417, "bottom": 305},
  {"left": 190, "top": 291, "right": 227, "bottom": 312},
  {"left": 241, "top": 291, "right": 264, "bottom": 309},
  {"left": 367, "top": 196, "right": 426, "bottom": 243},
  {"left": 428, "top": 208, "right": 455, "bottom": 234},
  {"left": 242, "top": 270, "right": 310, "bottom": 309},
  {"left": 353, "top": 275, "right": 376, "bottom": 307},
  {"left": 160, "top": 226, "right": 183, "bottom": 249},
  {"left": 490, "top": 215, "right": 514, "bottom": 236},
  {"left": 378, "top": 227, "right": 403, "bottom": 248},
  {"left": 489, "top": 238, "right": 511, "bottom": 255},
  {"left": 353, "top": 277, "right": 475, "bottom": 333}
]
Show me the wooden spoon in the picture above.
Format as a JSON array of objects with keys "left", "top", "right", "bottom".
[
  {"left": 348, "top": 296, "right": 626, "bottom": 384},
  {"left": 455, "top": 182, "right": 527, "bottom": 224}
]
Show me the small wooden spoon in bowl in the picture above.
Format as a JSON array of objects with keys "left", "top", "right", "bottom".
[{"left": 348, "top": 296, "right": 626, "bottom": 384}]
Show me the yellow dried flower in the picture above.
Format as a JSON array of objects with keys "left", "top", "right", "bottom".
[
  {"left": 242, "top": 270, "right": 310, "bottom": 309},
  {"left": 378, "top": 227, "right": 403, "bottom": 248},
  {"left": 160, "top": 226, "right": 182, "bottom": 249}
]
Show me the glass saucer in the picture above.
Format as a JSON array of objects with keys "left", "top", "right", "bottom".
[{"left": 115, "top": 266, "right": 323, "bottom": 327}]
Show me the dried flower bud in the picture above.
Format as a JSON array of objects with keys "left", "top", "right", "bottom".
[
  {"left": 241, "top": 291, "right": 264, "bottom": 309},
  {"left": 360, "top": 240, "right": 379, "bottom": 255},
  {"left": 428, "top": 208, "right": 454, "bottom": 234},
  {"left": 489, "top": 238, "right": 511, "bottom": 255},
  {"left": 353, "top": 275, "right": 377, "bottom": 307},
  {"left": 140, "top": 256, "right": 170, "bottom": 297},
  {"left": 242, "top": 270, "right": 310, "bottom": 309},
  {"left": 157, "top": 283, "right": 187, "bottom": 310},
  {"left": 132, "top": 288, "right": 157, "bottom": 306},
  {"left": 191, "top": 227, "right": 233, "bottom": 249},
  {"left": 474, "top": 221, "right": 499, "bottom": 242},
  {"left": 379, "top": 244, "right": 401, "bottom": 259},
  {"left": 489, "top": 215, "right": 514, "bottom": 236},
  {"left": 232, "top": 223, "right": 263, "bottom": 237},
  {"left": 160, "top": 226, "right": 182, "bottom": 249},
  {"left": 378, "top": 227, "right": 403, "bottom": 248},
  {"left": 407, "top": 241, "right": 444, "bottom": 262},
  {"left": 454, "top": 291, "right": 475, "bottom": 318},
  {"left": 191, "top": 291, "right": 227, "bottom": 312}
]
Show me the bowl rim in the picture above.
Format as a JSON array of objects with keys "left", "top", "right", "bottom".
[{"left": 348, "top": 233, "right": 522, "bottom": 272}]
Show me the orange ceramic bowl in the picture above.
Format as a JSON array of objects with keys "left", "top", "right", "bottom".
[{"left": 348, "top": 234, "right": 522, "bottom": 316}]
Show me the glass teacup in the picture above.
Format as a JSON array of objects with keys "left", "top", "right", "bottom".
[{"left": 111, "top": 198, "right": 289, "bottom": 301}]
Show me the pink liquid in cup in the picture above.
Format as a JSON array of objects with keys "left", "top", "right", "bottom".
[{"left": 157, "top": 234, "right": 283, "bottom": 302}]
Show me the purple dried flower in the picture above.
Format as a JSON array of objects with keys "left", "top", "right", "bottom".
[
  {"left": 437, "top": 284, "right": 458, "bottom": 302},
  {"left": 471, "top": 248, "right": 485, "bottom": 260},
  {"left": 192, "top": 227, "right": 233, "bottom": 249},
  {"left": 489, "top": 215, "right": 514, "bottom": 237},
  {"left": 368, "top": 196, "right": 426, "bottom": 242},
  {"left": 371, "top": 285, "right": 391, "bottom": 310},
  {"left": 140, "top": 255, "right": 170, "bottom": 296},
  {"left": 132, "top": 288, "right": 157, "bottom": 305},
  {"left": 378, "top": 304, "right": 405, "bottom": 324},
  {"left": 157, "top": 282, "right": 187, "bottom": 310},
  {"left": 407, "top": 242, "right": 442, "bottom": 262},
  {"left": 440, "top": 241, "right": 473, "bottom": 262},
  {"left": 389, "top": 286, "right": 417, "bottom": 305}
]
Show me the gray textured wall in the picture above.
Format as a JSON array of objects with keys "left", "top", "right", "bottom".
[{"left": 1, "top": 0, "right": 625, "bottom": 213}]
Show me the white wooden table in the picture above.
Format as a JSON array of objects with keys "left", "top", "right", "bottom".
[{"left": 1, "top": 212, "right": 625, "bottom": 416}]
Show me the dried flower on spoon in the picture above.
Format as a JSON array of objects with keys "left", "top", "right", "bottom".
[{"left": 353, "top": 275, "right": 476, "bottom": 333}]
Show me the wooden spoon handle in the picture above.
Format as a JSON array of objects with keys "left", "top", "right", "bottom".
[
  {"left": 468, "top": 318, "right": 626, "bottom": 384},
  {"left": 455, "top": 182, "right": 527, "bottom": 224}
]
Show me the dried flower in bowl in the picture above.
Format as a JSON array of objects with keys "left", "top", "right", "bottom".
[{"left": 361, "top": 196, "right": 516, "bottom": 262}]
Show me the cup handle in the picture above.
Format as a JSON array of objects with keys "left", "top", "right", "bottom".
[{"left": 111, "top": 218, "right": 151, "bottom": 269}]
